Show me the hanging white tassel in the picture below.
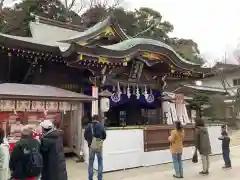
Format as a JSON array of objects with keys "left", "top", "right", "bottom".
[
  {"left": 123, "top": 86, "right": 126, "bottom": 94},
  {"left": 144, "top": 85, "right": 148, "bottom": 100},
  {"left": 117, "top": 82, "right": 122, "bottom": 98},
  {"left": 44, "top": 109, "right": 48, "bottom": 116},
  {"left": 136, "top": 85, "right": 140, "bottom": 99},
  {"left": 13, "top": 109, "right": 17, "bottom": 115},
  {"left": 63, "top": 109, "right": 66, "bottom": 115},
  {"left": 127, "top": 84, "right": 131, "bottom": 98},
  {"left": 162, "top": 75, "right": 167, "bottom": 89}
]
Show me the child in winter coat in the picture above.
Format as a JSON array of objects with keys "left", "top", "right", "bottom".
[
  {"left": 0, "top": 128, "right": 10, "bottom": 180},
  {"left": 218, "top": 131, "right": 231, "bottom": 168}
]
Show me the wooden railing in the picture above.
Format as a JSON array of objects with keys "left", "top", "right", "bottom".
[{"left": 143, "top": 125, "right": 195, "bottom": 152}]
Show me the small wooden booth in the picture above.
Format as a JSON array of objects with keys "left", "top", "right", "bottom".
[{"left": 0, "top": 83, "right": 95, "bottom": 155}]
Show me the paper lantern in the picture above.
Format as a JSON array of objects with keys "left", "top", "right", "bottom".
[{"left": 100, "top": 97, "right": 110, "bottom": 112}]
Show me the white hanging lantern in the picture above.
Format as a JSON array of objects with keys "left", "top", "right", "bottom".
[{"left": 100, "top": 97, "right": 110, "bottom": 112}]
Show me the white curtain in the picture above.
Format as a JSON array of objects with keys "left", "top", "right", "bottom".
[{"left": 170, "top": 102, "right": 178, "bottom": 123}]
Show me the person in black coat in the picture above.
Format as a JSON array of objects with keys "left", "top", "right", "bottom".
[
  {"left": 9, "top": 126, "right": 40, "bottom": 179},
  {"left": 40, "top": 120, "right": 67, "bottom": 180}
]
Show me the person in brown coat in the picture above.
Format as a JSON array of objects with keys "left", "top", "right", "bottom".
[
  {"left": 168, "top": 121, "right": 185, "bottom": 178},
  {"left": 194, "top": 119, "right": 212, "bottom": 175}
]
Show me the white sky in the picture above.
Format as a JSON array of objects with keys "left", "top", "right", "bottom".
[
  {"left": 126, "top": 0, "right": 240, "bottom": 63},
  {"left": 5, "top": 0, "right": 240, "bottom": 63}
]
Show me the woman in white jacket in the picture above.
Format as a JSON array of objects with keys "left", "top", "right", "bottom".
[{"left": 0, "top": 129, "right": 9, "bottom": 180}]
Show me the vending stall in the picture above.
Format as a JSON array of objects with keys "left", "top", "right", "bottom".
[{"left": 0, "top": 83, "right": 95, "bottom": 155}]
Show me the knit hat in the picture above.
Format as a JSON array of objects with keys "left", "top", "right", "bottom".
[{"left": 40, "top": 119, "right": 54, "bottom": 129}]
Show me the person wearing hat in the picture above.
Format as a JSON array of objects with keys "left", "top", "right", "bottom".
[
  {"left": 40, "top": 119, "right": 67, "bottom": 180},
  {"left": 9, "top": 125, "right": 40, "bottom": 180}
]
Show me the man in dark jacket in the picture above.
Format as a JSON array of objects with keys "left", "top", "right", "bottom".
[
  {"left": 40, "top": 119, "right": 67, "bottom": 180},
  {"left": 194, "top": 119, "right": 212, "bottom": 175},
  {"left": 84, "top": 115, "right": 106, "bottom": 180},
  {"left": 9, "top": 126, "right": 40, "bottom": 179}
]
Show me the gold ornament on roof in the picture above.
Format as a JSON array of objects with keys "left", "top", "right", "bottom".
[
  {"left": 123, "top": 56, "right": 131, "bottom": 66},
  {"left": 170, "top": 65, "right": 175, "bottom": 73},
  {"left": 79, "top": 54, "right": 83, "bottom": 61},
  {"left": 185, "top": 71, "right": 191, "bottom": 76},
  {"left": 142, "top": 52, "right": 160, "bottom": 60},
  {"left": 95, "top": 35, "right": 101, "bottom": 39},
  {"left": 78, "top": 42, "right": 88, "bottom": 46},
  {"left": 98, "top": 57, "right": 108, "bottom": 64},
  {"left": 170, "top": 69, "right": 175, "bottom": 73},
  {"left": 103, "top": 27, "right": 115, "bottom": 36},
  {"left": 124, "top": 56, "right": 131, "bottom": 62}
]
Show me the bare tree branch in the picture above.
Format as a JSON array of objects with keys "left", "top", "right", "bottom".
[
  {"left": 216, "top": 63, "right": 240, "bottom": 125},
  {"left": 62, "top": 0, "right": 122, "bottom": 16},
  {"left": 0, "top": 0, "right": 5, "bottom": 11},
  {"left": 66, "top": 0, "right": 77, "bottom": 11}
]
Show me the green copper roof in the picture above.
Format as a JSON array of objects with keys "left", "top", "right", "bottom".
[
  {"left": 68, "top": 18, "right": 110, "bottom": 40},
  {"left": 101, "top": 38, "right": 198, "bottom": 65}
]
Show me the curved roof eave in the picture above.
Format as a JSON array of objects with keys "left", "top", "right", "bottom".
[
  {"left": 61, "top": 38, "right": 210, "bottom": 73},
  {"left": 101, "top": 38, "right": 199, "bottom": 66},
  {"left": 110, "top": 16, "right": 129, "bottom": 40},
  {"left": 60, "top": 16, "right": 128, "bottom": 43},
  {"left": 0, "top": 33, "right": 65, "bottom": 54}
]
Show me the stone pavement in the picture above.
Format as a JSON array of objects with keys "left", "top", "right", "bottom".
[
  {"left": 66, "top": 146, "right": 240, "bottom": 180},
  {"left": 230, "top": 130, "right": 240, "bottom": 146}
]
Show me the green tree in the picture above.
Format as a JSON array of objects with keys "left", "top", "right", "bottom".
[
  {"left": 0, "top": 0, "right": 73, "bottom": 36},
  {"left": 82, "top": 6, "right": 202, "bottom": 64},
  {"left": 189, "top": 92, "right": 209, "bottom": 118},
  {"left": 132, "top": 7, "right": 173, "bottom": 39},
  {"left": 0, "top": 1, "right": 203, "bottom": 64}
]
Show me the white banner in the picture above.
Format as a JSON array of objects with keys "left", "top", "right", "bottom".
[
  {"left": 0, "top": 100, "right": 16, "bottom": 111},
  {"left": 31, "top": 101, "right": 45, "bottom": 111},
  {"left": 91, "top": 86, "right": 99, "bottom": 116},
  {"left": 16, "top": 101, "right": 31, "bottom": 111}
]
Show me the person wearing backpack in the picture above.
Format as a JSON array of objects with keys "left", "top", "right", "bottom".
[
  {"left": 40, "top": 119, "right": 67, "bottom": 180},
  {"left": 9, "top": 126, "right": 41, "bottom": 180},
  {"left": 84, "top": 115, "right": 106, "bottom": 180}
]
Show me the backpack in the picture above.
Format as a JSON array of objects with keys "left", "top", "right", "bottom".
[
  {"left": 23, "top": 145, "right": 43, "bottom": 177},
  {"left": 90, "top": 124, "right": 103, "bottom": 152}
]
